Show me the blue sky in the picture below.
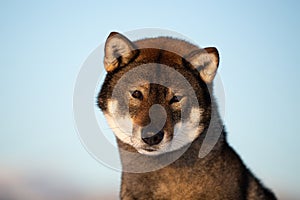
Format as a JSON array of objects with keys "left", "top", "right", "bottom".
[{"left": 0, "top": 0, "right": 299, "bottom": 199}]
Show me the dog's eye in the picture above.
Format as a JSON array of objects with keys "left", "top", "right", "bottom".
[
  {"left": 169, "top": 95, "right": 182, "bottom": 104},
  {"left": 132, "top": 90, "right": 143, "bottom": 100}
]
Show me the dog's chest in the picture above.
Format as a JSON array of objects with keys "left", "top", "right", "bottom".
[
  {"left": 151, "top": 167, "right": 211, "bottom": 199},
  {"left": 124, "top": 166, "right": 218, "bottom": 199},
  {"left": 154, "top": 177, "right": 201, "bottom": 199}
]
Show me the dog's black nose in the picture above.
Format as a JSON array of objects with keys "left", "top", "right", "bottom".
[{"left": 142, "top": 130, "right": 164, "bottom": 146}]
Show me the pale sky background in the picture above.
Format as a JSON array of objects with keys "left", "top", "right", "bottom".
[{"left": 0, "top": 0, "right": 299, "bottom": 199}]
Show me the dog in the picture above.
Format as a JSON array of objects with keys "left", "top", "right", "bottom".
[{"left": 97, "top": 32, "right": 276, "bottom": 200}]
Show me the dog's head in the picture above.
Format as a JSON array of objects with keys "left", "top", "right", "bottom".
[{"left": 98, "top": 32, "right": 219, "bottom": 156}]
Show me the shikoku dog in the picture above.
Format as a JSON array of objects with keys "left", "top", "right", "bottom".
[{"left": 97, "top": 32, "right": 276, "bottom": 200}]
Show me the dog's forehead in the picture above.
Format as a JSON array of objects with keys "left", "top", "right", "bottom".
[
  {"left": 117, "top": 62, "right": 194, "bottom": 93},
  {"left": 136, "top": 48, "right": 184, "bottom": 65}
]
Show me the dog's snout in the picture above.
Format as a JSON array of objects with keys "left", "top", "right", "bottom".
[{"left": 142, "top": 130, "right": 164, "bottom": 146}]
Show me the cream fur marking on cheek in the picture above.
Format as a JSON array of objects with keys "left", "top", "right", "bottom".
[
  {"left": 105, "top": 100, "right": 133, "bottom": 145},
  {"left": 171, "top": 108, "right": 204, "bottom": 151}
]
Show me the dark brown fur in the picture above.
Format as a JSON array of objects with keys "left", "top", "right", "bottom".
[{"left": 98, "top": 32, "right": 276, "bottom": 200}]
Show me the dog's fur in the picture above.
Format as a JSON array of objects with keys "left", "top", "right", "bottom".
[{"left": 98, "top": 32, "right": 276, "bottom": 199}]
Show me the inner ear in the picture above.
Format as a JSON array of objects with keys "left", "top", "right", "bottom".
[
  {"left": 185, "top": 47, "right": 219, "bottom": 83},
  {"left": 104, "top": 32, "right": 138, "bottom": 72}
]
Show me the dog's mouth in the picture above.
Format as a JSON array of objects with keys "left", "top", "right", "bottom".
[
  {"left": 135, "top": 140, "right": 169, "bottom": 156},
  {"left": 141, "top": 147, "right": 159, "bottom": 152},
  {"left": 142, "top": 147, "right": 157, "bottom": 152},
  {"left": 135, "top": 141, "right": 161, "bottom": 152},
  {"left": 131, "top": 138, "right": 165, "bottom": 155},
  {"left": 137, "top": 147, "right": 165, "bottom": 156}
]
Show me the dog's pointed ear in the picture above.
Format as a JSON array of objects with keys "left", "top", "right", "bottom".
[
  {"left": 185, "top": 47, "right": 219, "bottom": 83},
  {"left": 104, "top": 32, "right": 138, "bottom": 72}
]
